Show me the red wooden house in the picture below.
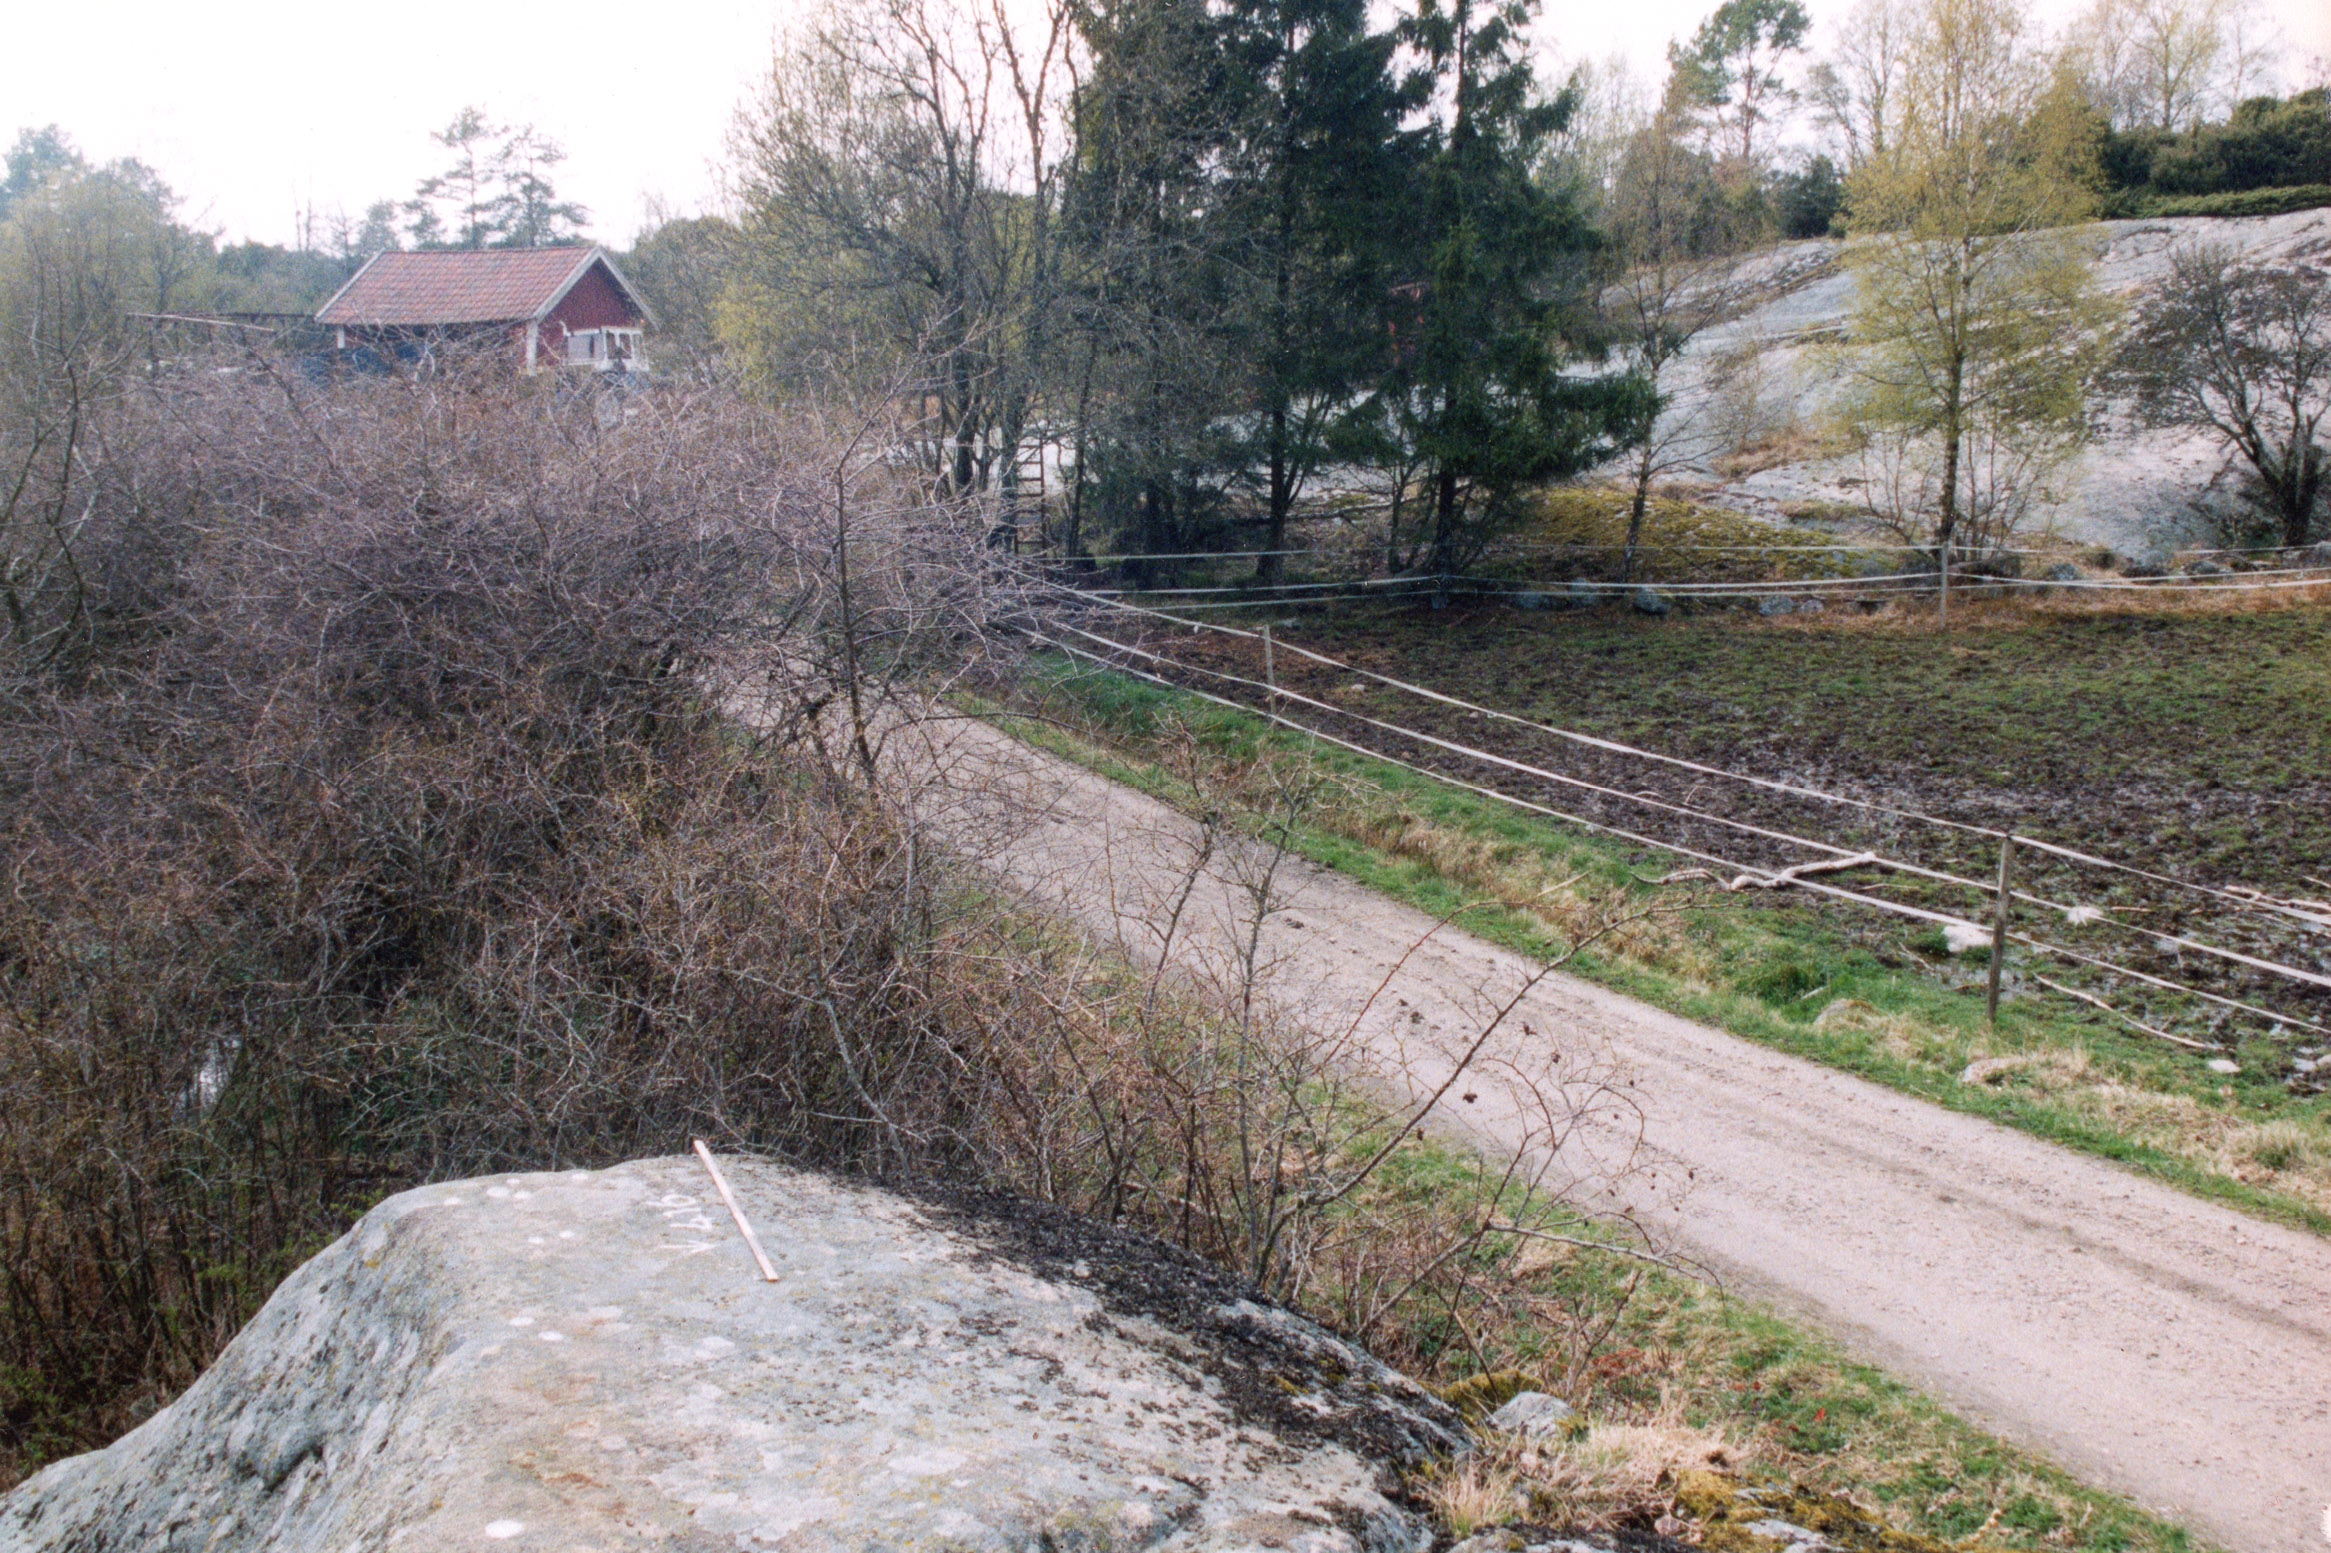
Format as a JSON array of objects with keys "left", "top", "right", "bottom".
[{"left": 314, "top": 245, "right": 657, "bottom": 372}]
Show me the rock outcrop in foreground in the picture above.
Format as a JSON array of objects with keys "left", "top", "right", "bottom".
[{"left": 0, "top": 1157, "right": 1464, "bottom": 1553}]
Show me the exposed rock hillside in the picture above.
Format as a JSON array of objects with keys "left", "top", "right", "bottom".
[
  {"left": 0, "top": 1157, "right": 1464, "bottom": 1553},
  {"left": 1650, "top": 208, "right": 2331, "bottom": 555}
]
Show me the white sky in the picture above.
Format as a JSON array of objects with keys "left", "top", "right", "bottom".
[{"left": 10, "top": 0, "right": 2329, "bottom": 248}]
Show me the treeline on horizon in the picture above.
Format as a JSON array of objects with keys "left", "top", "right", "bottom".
[
  {"left": 0, "top": 107, "right": 591, "bottom": 321},
  {"left": 5, "top": 0, "right": 2328, "bottom": 573},
  {"left": 2096, "top": 87, "right": 2331, "bottom": 210}
]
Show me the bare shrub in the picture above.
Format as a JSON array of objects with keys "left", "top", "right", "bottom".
[
  {"left": 0, "top": 352, "right": 1040, "bottom": 1478},
  {"left": 0, "top": 346, "right": 1666, "bottom": 1489},
  {"left": 960, "top": 710, "right": 1675, "bottom": 1383}
]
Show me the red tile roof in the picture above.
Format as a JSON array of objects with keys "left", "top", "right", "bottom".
[{"left": 316, "top": 246, "right": 624, "bottom": 327}]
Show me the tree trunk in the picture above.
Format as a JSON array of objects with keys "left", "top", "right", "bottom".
[
  {"left": 1259, "top": 145, "right": 1297, "bottom": 592},
  {"left": 951, "top": 345, "right": 978, "bottom": 496},
  {"left": 1264, "top": 400, "right": 1288, "bottom": 589},
  {"left": 1623, "top": 459, "right": 1652, "bottom": 584},
  {"left": 1430, "top": 467, "right": 1459, "bottom": 607},
  {"left": 1938, "top": 334, "right": 1966, "bottom": 630},
  {"left": 2278, "top": 432, "right": 2323, "bottom": 549}
]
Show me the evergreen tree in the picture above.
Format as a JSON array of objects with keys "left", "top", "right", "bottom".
[
  {"left": 496, "top": 127, "right": 590, "bottom": 248},
  {"left": 1064, "top": 0, "right": 1243, "bottom": 571},
  {"left": 408, "top": 107, "right": 503, "bottom": 249},
  {"left": 1370, "top": 0, "right": 1638, "bottom": 582},
  {"left": 405, "top": 108, "right": 589, "bottom": 249},
  {"left": 1212, "top": 0, "right": 1416, "bottom": 583},
  {"left": 1667, "top": 0, "right": 1811, "bottom": 171}
]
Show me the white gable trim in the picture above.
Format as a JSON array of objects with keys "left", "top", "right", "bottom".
[
  {"left": 528, "top": 247, "right": 661, "bottom": 330},
  {"left": 312, "top": 251, "right": 388, "bottom": 325}
]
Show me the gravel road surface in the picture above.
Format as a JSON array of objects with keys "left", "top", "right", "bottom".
[{"left": 927, "top": 717, "right": 2331, "bottom": 1553}]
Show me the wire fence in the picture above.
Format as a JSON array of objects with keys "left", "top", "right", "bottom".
[
  {"left": 1028, "top": 530, "right": 2331, "bottom": 610},
  {"left": 1014, "top": 581, "right": 2331, "bottom": 1061}
]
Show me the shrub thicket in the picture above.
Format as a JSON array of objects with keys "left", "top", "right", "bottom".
[
  {"left": 2098, "top": 89, "right": 2331, "bottom": 211},
  {"left": 0, "top": 354, "right": 1628, "bottom": 1484},
  {"left": 0, "top": 357, "right": 1025, "bottom": 1474}
]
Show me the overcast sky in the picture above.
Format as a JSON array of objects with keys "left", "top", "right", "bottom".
[{"left": 10, "top": 0, "right": 2329, "bottom": 249}]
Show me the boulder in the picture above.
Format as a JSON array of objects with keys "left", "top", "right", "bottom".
[
  {"left": 1484, "top": 1392, "right": 1574, "bottom": 1439},
  {"left": 1756, "top": 594, "right": 1799, "bottom": 617},
  {"left": 1631, "top": 587, "right": 1673, "bottom": 617},
  {"left": 0, "top": 1158, "right": 1464, "bottom": 1553},
  {"left": 1565, "top": 579, "right": 1605, "bottom": 609},
  {"left": 1509, "top": 591, "right": 1554, "bottom": 611},
  {"left": 2183, "top": 558, "right": 2227, "bottom": 578}
]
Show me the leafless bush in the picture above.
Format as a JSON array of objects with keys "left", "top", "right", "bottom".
[
  {"left": 955, "top": 716, "right": 1672, "bottom": 1381},
  {"left": 0, "top": 351, "right": 1048, "bottom": 1478},
  {"left": 0, "top": 345, "right": 1663, "bottom": 1485}
]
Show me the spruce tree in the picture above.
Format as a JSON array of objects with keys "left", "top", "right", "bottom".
[
  {"left": 1375, "top": 0, "right": 1637, "bottom": 583},
  {"left": 1066, "top": 0, "right": 1241, "bottom": 572},
  {"left": 1212, "top": 0, "right": 1416, "bottom": 583}
]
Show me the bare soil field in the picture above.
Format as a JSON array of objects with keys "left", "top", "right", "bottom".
[{"left": 1119, "top": 595, "right": 2331, "bottom": 1066}]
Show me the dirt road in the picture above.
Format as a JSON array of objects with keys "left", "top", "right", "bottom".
[{"left": 924, "top": 717, "right": 2331, "bottom": 1553}]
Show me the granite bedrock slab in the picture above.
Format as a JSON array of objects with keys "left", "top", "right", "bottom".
[{"left": 0, "top": 1157, "right": 1465, "bottom": 1553}]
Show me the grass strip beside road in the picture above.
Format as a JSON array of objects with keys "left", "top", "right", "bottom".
[
  {"left": 974, "top": 663, "right": 2331, "bottom": 1238},
  {"left": 963, "top": 683, "right": 2213, "bottom": 1553},
  {"left": 1372, "top": 1126, "right": 2204, "bottom": 1553}
]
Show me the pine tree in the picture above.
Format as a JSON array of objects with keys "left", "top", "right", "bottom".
[{"left": 405, "top": 109, "right": 589, "bottom": 249}]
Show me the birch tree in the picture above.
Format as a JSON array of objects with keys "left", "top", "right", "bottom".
[{"left": 1839, "top": 0, "right": 2115, "bottom": 621}]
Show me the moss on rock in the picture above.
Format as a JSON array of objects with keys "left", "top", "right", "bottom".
[{"left": 1669, "top": 1469, "right": 2011, "bottom": 1553}]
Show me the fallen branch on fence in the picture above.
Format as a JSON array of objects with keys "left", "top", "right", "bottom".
[
  {"left": 1638, "top": 852, "right": 1881, "bottom": 893},
  {"left": 2030, "top": 975, "right": 2224, "bottom": 1052},
  {"left": 2223, "top": 885, "right": 2331, "bottom": 933}
]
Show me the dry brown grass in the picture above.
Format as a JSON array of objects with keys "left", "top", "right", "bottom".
[
  {"left": 1338, "top": 795, "right": 1703, "bottom": 976},
  {"left": 1423, "top": 1403, "right": 1747, "bottom": 1536},
  {"left": 1712, "top": 424, "right": 1834, "bottom": 480},
  {"left": 1767, "top": 577, "right": 2331, "bottom": 638}
]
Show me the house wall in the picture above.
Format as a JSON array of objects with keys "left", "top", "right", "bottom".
[
  {"left": 333, "top": 261, "right": 644, "bottom": 372},
  {"left": 541, "top": 263, "right": 644, "bottom": 361}
]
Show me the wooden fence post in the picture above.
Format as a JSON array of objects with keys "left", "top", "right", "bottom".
[{"left": 1988, "top": 834, "right": 2015, "bottom": 1024}]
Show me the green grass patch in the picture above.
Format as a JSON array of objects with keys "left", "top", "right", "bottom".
[
  {"left": 2131, "top": 184, "right": 2331, "bottom": 219},
  {"left": 977, "top": 648, "right": 2331, "bottom": 1236},
  {"left": 1344, "top": 1124, "right": 2207, "bottom": 1553}
]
